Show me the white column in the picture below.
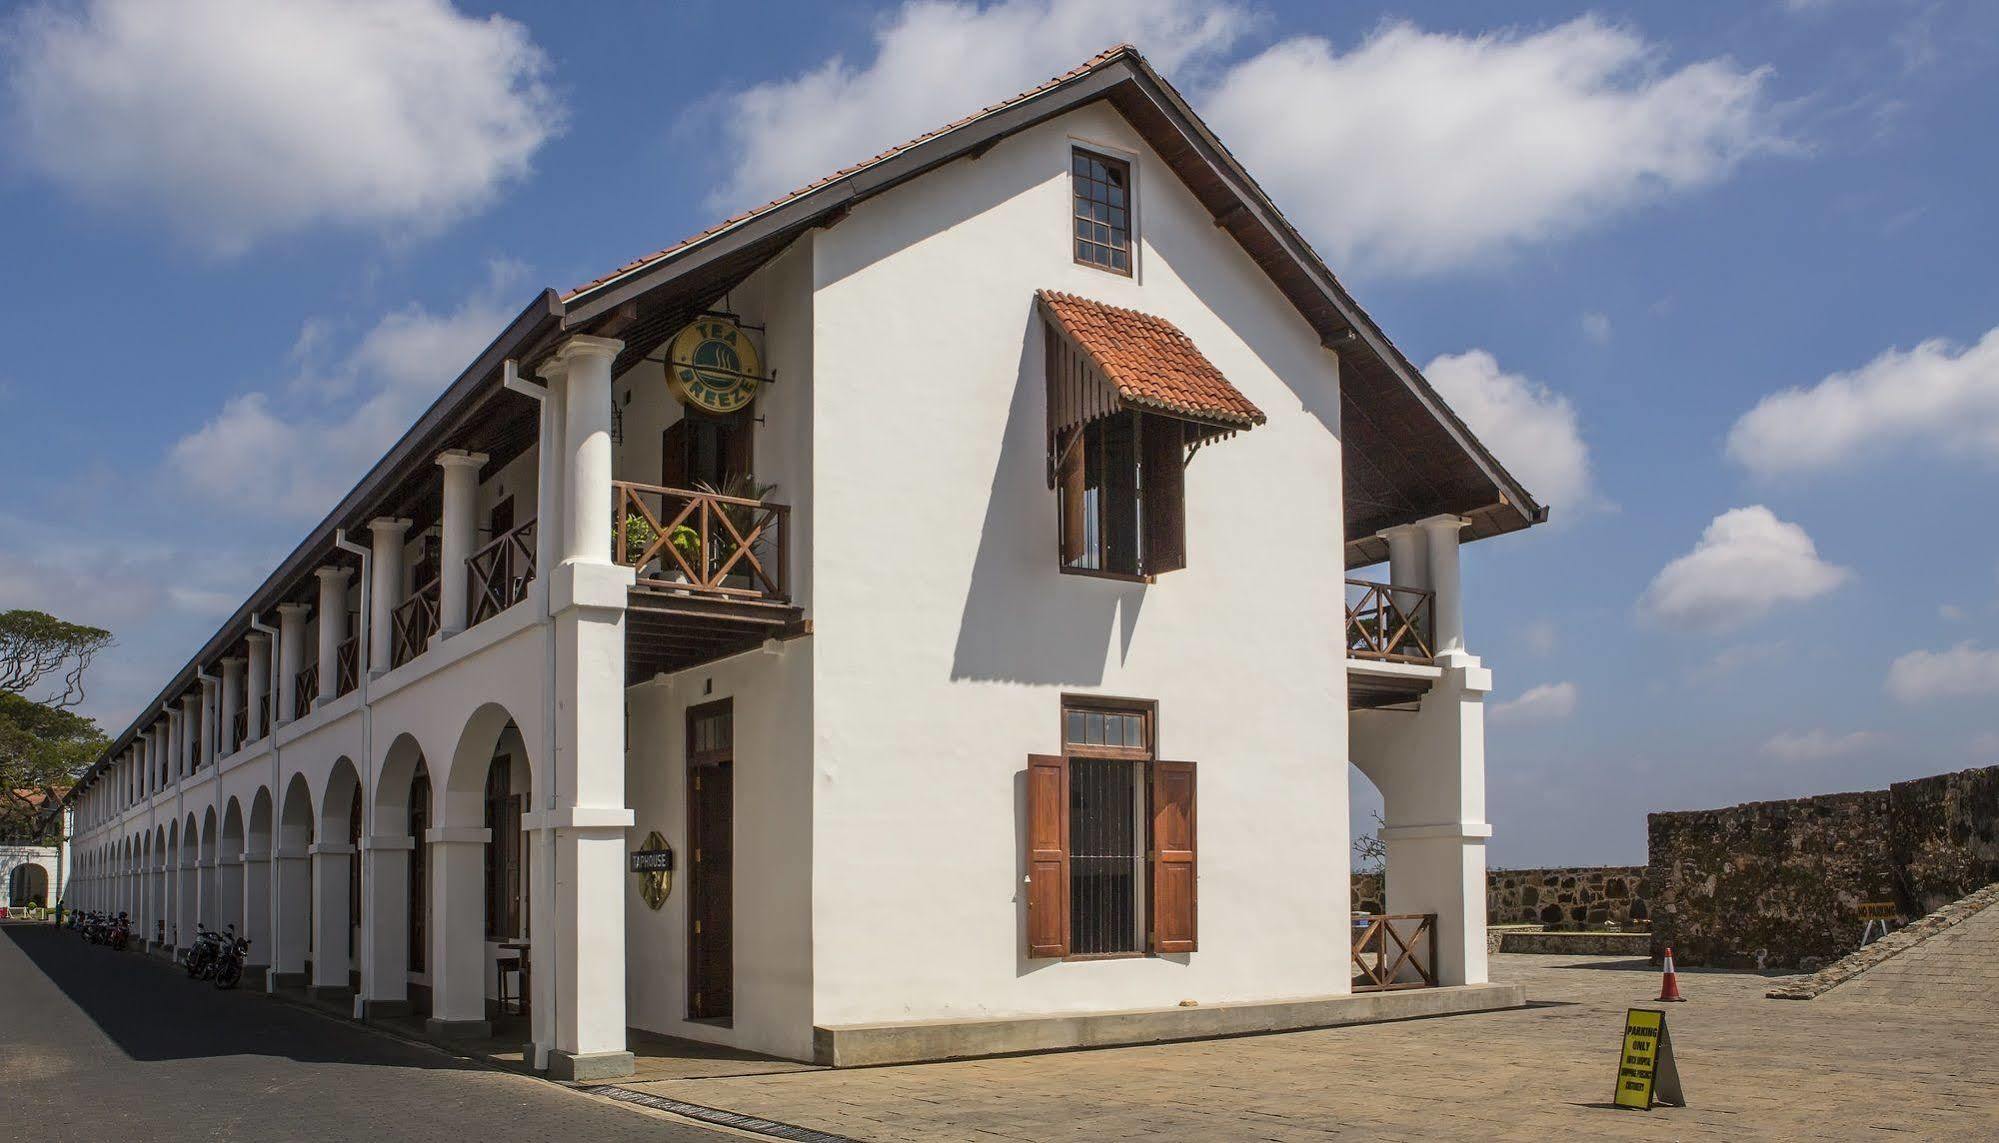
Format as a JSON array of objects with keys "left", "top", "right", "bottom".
[
  {"left": 361, "top": 835, "right": 413, "bottom": 1015},
  {"left": 134, "top": 739, "right": 148, "bottom": 801},
  {"left": 368, "top": 518, "right": 410, "bottom": 675},
  {"left": 199, "top": 677, "right": 219, "bottom": 769},
  {"left": 535, "top": 383, "right": 566, "bottom": 585},
  {"left": 276, "top": 604, "right": 309, "bottom": 725},
  {"left": 271, "top": 844, "right": 311, "bottom": 983},
  {"left": 315, "top": 567, "right": 351, "bottom": 708},
  {"left": 180, "top": 696, "right": 200, "bottom": 776},
  {"left": 1419, "top": 514, "right": 1470, "bottom": 663},
  {"left": 220, "top": 658, "right": 245, "bottom": 757},
  {"left": 309, "top": 841, "right": 354, "bottom": 993},
  {"left": 436, "top": 451, "right": 488, "bottom": 636},
  {"left": 241, "top": 851, "right": 271, "bottom": 980},
  {"left": 426, "top": 829, "right": 491, "bottom": 1037},
  {"left": 541, "top": 335, "right": 623, "bottom": 566},
  {"left": 246, "top": 633, "right": 270, "bottom": 741}
]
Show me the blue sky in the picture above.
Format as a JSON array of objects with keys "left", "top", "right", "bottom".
[{"left": 3, "top": 0, "right": 1996, "bottom": 865}]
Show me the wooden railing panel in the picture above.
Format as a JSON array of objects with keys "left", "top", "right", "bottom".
[
  {"left": 391, "top": 579, "right": 440, "bottom": 669},
  {"left": 1351, "top": 912, "right": 1438, "bottom": 991},
  {"left": 613, "top": 482, "right": 790, "bottom": 601},
  {"left": 1345, "top": 579, "right": 1436, "bottom": 663},
  {"left": 294, "top": 665, "right": 319, "bottom": 721},
  {"left": 468, "top": 519, "right": 537, "bottom": 626},
  {"left": 336, "top": 635, "right": 359, "bottom": 697}
]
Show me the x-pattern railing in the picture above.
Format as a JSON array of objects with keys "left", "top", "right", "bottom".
[
  {"left": 468, "top": 519, "right": 537, "bottom": 625},
  {"left": 1345, "top": 579, "right": 1436, "bottom": 663},
  {"left": 294, "top": 664, "right": 318, "bottom": 721},
  {"left": 1351, "top": 912, "right": 1438, "bottom": 991},
  {"left": 391, "top": 579, "right": 440, "bottom": 669},
  {"left": 336, "top": 635, "right": 359, "bottom": 697},
  {"left": 613, "top": 481, "right": 789, "bottom": 601}
]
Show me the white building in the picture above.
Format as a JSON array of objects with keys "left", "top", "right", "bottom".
[{"left": 59, "top": 47, "right": 1542, "bottom": 1079}]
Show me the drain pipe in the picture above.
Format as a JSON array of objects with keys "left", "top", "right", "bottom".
[
  {"left": 334, "top": 528, "right": 374, "bottom": 1020},
  {"left": 250, "top": 611, "right": 282, "bottom": 991},
  {"left": 505, "top": 356, "right": 561, "bottom": 1072}
]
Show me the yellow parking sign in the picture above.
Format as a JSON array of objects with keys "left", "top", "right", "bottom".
[{"left": 1613, "top": 1008, "right": 1686, "bottom": 1110}]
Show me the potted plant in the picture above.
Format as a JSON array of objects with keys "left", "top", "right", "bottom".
[
  {"left": 696, "top": 475, "right": 779, "bottom": 588},
  {"left": 620, "top": 512, "right": 702, "bottom": 582}
]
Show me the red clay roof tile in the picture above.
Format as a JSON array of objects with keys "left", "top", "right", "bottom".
[{"left": 1037, "top": 290, "right": 1265, "bottom": 428}]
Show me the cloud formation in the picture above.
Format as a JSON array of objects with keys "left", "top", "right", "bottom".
[
  {"left": 1641, "top": 506, "right": 1849, "bottom": 631},
  {"left": 699, "top": 9, "right": 1783, "bottom": 276},
  {"left": 701, "top": 0, "right": 1244, "bottom": 209},
  {"left": 169, "top": 264, "right": 521, "bottom": 518},
  {"left": 1760, "top": 728, "right": 1885, "bottom": 763},
  {"left": 4, "top": 0, "right": 559, "bottom": 253},
  {"left": 1424, "top": 350, "right": 1596, "bottom": 518},
  {"left": 1887, "top": 642, "right": 1999, "bottom": 704},
  {"left": 1203, "top": 17, "right": 1785, "bottom": 274},
  {"left": 1727, "top": 326, "right": 1999, "bottom": 478},
  {"left": 1490, "top": 681, "right": 1578, "bottom": 723}
]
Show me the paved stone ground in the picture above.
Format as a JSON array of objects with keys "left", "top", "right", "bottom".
[
  {"left": 0, "top": 922, "right": 731, "bottom": 1142},
  {"left": 619, "top": 955, "right": 1999, "bottom": 1141}
]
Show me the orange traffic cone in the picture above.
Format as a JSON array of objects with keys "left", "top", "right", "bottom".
[{"left": 1657, "top": 946, "right": 1687, "bottom": 1001}]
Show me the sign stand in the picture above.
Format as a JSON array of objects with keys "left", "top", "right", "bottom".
[{"left": 1613, "top": 1008, "right": 1686, "bottom": 1111}]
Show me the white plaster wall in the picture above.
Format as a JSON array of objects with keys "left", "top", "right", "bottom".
[
  {"left": 807, "top": 102, "right": 1350, "bottom": 1025},
  {"left": 1, "top": 846, "right": 63, "bottom": 907}
]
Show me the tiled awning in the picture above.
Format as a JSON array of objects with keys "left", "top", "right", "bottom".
[{"left": 1037, "top": 290, "right": 1266, "bottom": 432}]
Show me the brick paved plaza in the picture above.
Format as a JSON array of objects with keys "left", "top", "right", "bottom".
[{"left": 7, "top": 917, "right": 1994, "bottom": 1141}]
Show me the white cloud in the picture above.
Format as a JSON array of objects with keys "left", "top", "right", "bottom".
[
  {"left": 701, "top": 0, "right": 1246, "bottom": 209},
  {"left": 4, "top": 0, "right": 559, "bottom": 253},
  {"left": 1521, "top": 619, "right": 1559, "bottom": 656},
  {"left": 1203, "top": 17, "right": 1785, "bottom": 275},
  {"left": 1582, "top": 312, "right": 1613, "bottom": 344},
  {"left": 1727, "top": 326, "right": 1999, "bottom": 478},
  {"left": 1490, "top": 681, "right": 1578, "bottom": 723},
  {"left": 1760, "top": 728, "right": 1885, "bottom": 763},
  {"left": 1424, "top": 350, "right": 1596, "bottom": 518},
  {"left": 1641, "top": 506, "right": 1850, "bottom": 631},
  {"left": 169, "top": 264, "right": 519, "bottom": 518},
  {"left": 1887, "top": 642, "right": 1999, "bottom": 704}
]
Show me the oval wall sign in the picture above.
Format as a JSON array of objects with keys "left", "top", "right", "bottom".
[{"left": 666, "top": 317, "right": 761, "bottom": 415}]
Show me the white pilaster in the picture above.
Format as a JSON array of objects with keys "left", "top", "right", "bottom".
[
  {"left": 1419, "top": 515, "right": 1470, "bottom": 664},
  {"left": 426, "top": 829, "right": 491, "bottom": 1037},
  {"left": 368, "top": 518, "right": 411, "bottom": 675},
  {"left": 309, "top": 842, "right": 354, "bottom": 991},
  {"left": 315, "top": 567, "right": 352, "bottom": 707},
  {"left": 246, "top": 633, "right": 270, "bottom": 741},
  {"left": 436, "top": 451, "right": 488, "bottom": 636},
  {"left": 276, "top": 604, "right": 309, "bottom": 725},
  {"left": 360, "top": 835, "right": 413, "bottom": 1012}
]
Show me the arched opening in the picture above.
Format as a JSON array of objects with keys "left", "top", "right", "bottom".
[
  {"left": 315, "top": 758, "right": 363, "bottom": 993},
  {"left": 199, "top": 807, "right": 220, "bottom": 931},
  {"left": 410, "top": 761, "right": 431, "bottom": 973},
  {"left": 8, "top": 864, "right": 47, "bottom": 908},
  {"left": 483, "top": 751, "right": 525, "bottom": 943},
  {"left": 244, "top": 788, "right": 274, "bottom": 978},
  {"left": 429, "top": 703, "right": 535, "bottom": 1034},
  {"left": 276, "top": 774, "right": 315, "bottom": 982},
  {"left": 366, "top": 733, "right": 432, "bottom": 1015},
  {"left": 220, "top": 799, "right": 247, "bottom": 936}
]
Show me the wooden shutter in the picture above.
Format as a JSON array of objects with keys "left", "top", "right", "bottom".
[
  {"left": 1101, "top": 414, "right": 1140, "bottom": 573},
  {"left": 661, "top": 421, "right": 690, "bottom": 489},
  {"left": 1149, "top": 760, "right": 1197, "bottom": 953},
  {"left": 1056, "top": 428, "right": 1087, "bottom": 565},
  {"left": 1141, "top": 415, "right": 1186, "bottom": 574},
  {"left": 1025, "top": 754, "right": 1070, "bottom": 958},
  {"left": 721, "top": 412, "right": 754, "bottom": 483}
]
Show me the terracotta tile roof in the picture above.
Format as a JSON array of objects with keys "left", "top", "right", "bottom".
[
  {"left": 565, "top": 44, "right": 1138, "bottom": 301},
  {"left": 1037, "top": 290, "right": 1266, "bottom": 428}
]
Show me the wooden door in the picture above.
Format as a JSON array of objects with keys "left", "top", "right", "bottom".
[{"left": 687, "top": 760, "right": 734, "bottom": 1021}]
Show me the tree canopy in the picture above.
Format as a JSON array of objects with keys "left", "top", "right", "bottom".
[{"left": 0, "top": 609, "right": 113, "bottom": 842}]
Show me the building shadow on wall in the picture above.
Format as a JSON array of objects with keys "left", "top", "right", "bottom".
[
  {"left": 2, "top": 924, "right": 473, "bottom": 1069},
  {"left": 950, "top": 306, "right": 1142, "bottom": 687}
]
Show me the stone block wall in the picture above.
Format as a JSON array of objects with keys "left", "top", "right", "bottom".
[
  {"left": 1350, "top": 866, "right": 1649, "bottom": 928},
  {"left": 1648, "top": 765, "right": 1999, "bottom": 969}
]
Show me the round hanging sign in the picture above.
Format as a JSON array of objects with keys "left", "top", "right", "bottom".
[{"left": 666, "top": 317, "right": 761, "bottom": 415}]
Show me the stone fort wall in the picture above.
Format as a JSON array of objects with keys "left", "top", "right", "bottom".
[
  {"left": 1352, "top": 865, "right": 1649, "bottom": 928},
  {"left": 1648, "top": 765, "right": 1999, "bottom": 968}
]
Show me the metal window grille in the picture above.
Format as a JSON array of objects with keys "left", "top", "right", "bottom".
[{"left": 1068, "top": 757, "right": 1142, "bottom": 955}]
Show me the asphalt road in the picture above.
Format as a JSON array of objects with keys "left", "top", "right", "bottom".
[{"left": 0, "top": 922, "right": 732, "bottom": 1142}]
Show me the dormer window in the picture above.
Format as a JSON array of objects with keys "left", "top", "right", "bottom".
[{"left": 1072, "top": 148, "right": 1132, "bottom": 275}]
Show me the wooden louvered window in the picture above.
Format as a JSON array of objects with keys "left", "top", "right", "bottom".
[
  {"left": 1072, "top": 148, "right": 1132, "bottom": 275},
  {"left": 1055, "top": 411, "right": 1186, "bottom": 578},
  {"left": 1025, "top": 698, "right": 1197, "bottom": 960}
]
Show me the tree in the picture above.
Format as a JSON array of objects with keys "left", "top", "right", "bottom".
[{"left": 0, "top": 609, "right": 112, "bottom": 843}]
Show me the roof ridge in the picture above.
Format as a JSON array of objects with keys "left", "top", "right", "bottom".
[{"left": 565, "top": 43, "right": 1141, "bottom": 300}]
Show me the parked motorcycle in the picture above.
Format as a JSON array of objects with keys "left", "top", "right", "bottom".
[
  {"left": 184, "top": 925, "right": 224, "bottom": 980},
  {"left": 108, "top": 912, "right": 131, "bottom": 951},
  {"left": 213, "top": 933, "right": 252, "bottom": 990}
]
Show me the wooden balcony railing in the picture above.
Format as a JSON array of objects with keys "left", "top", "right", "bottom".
[
  {"left": 469, "top": 519, "right": 536, "bottom": 625},
  {"left": 613, "top": 481, "right": 790, "bottom": 601},
  {"left": 336, "top": 635, "right": 360, "bottom": 697},
  {"left": 1345, "top": 579, "right": 1436, "bottom": 663},
  {"left": 294, "top": 664, "right": 319, "bottom": 721},
  {"left": 230, "top": 708, "right": 247, "bottom": 751},
  {"left": 257, "top": 694, "right": 270, "bottom": 737},
  {"left": 1351, "top": 913, "right": 1438, "bottom": 992},
  {"left": 391, "top": 578, "right": 440, "bottom": 669}
]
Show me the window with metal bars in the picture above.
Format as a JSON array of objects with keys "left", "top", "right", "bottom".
[
  {"left": 1072, "top": 148, "right": 1132, "bottom": 274},
  {"left": 1063, "top": 699, "right": 1151, "bottom": 956}
]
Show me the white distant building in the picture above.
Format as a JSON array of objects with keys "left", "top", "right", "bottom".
[{"left": 59, "top": 46, "right": 1542, "bottom": 1078}]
